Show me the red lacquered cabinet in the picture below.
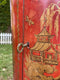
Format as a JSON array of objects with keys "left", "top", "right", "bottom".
[{"left": 10, "top": 0, "right": 60, "bottom": 80}]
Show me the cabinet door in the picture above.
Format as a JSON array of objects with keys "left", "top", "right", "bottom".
[{"left": 10, "top": 0, "right": 60, "bottom": 80}]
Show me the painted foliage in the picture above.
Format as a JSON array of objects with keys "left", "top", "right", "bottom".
[
  {"left": 10, "top": 0, "right": 60, "bottom": 80},
  {"left": 25, "top": 1, "right": 60, "bottom": 80}
]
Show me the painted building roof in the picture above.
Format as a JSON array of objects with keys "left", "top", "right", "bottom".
[
  {"left": 31, "top": 42, "right": 51, "bottom": 51},
  {"left": 35, "top": 27, "right": 51, "bottom": 36}
]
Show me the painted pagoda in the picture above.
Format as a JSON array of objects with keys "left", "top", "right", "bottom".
[{"left": 30, "top": 27, "right": 58, "bottom": 65}]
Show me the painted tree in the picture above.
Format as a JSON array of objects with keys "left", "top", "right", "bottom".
[{"left": 40, "top": 1, "right": 60, "bottom": 38}]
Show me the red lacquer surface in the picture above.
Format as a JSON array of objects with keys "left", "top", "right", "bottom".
[{"left": 10, "top": 0, "right": 60, "bottom": 80}]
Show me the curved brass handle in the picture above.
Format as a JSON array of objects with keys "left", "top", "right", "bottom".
[{"left": 17, "top": 42, "right": 29, "bottom": 53}]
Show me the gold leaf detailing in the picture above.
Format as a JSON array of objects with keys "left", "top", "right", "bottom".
[
  {"left": 25, "top": 54, "right": 32, "bottom": 68},
  {"left": 46, "top": 5, "right": 55, "bottom": 33},
  {"left": 53, "top": 44, "right": 56, "bottom": 48},
  {"left": 58, "top": 46, "right": 60, "bottom": 50},
  {"left": 24, "top": 78, "right": 28, "bottom": 80},
  {"left": 51, "top": 5, "right": 55, "bottom": 11},
  {"left": 49, "top": 12, "right": 55, "bottom": 33},
  {"left": 57, "top": 1, "right": 60, "bottom": 5},
  {"left": 40, "top": 11, "right": 45, "bottom": 30},
  {"left": 25, "top": 54, "right": 55, "bottom": 80},
  {"left": 54, "top": 15, "right": 59, "bottom": 38},
  {"left": 55, "top": 76, "right": 60, "bottom": 80},
  {"left": 40, "top": 1, "right": 60, "bottom": 38},
  {"left": 46, "top": 8, "right": 50, "bottom": 27},
  {"left": 25, "top": 16, "right": 34, "bottom": 26}
]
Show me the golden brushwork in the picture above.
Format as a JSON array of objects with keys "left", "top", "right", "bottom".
[
  {"left": 40, "top": 1, "right": 60, "bottom": 38},
  {"left": 25, "top": 54, "right": 60, "bottom": 80},
  {"left": 25, "top": 1, "right": 60, "bottom": 80},
  {"left": 30, "top": 28, "right": 58, "bottom": 65},
  {"left": 54, "top": 15, "right": 59, "bottom": 37},
  {"left": 25, "top": 16, "right": 34, "bottom": 26},
  {"left": 25, "top": 54, "right": 53, "bottom": 80},
  {"left": 25, "top": 28, "right": 60, "bottom": 80}
]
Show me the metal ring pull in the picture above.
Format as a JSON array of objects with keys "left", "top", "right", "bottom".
[{"left": 17, "top": 42, "right": 29, "bottom": 53}]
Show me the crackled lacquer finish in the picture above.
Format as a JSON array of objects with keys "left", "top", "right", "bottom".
[{"left": 10, "top": 0, "right": 60, "bottom": 80}]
